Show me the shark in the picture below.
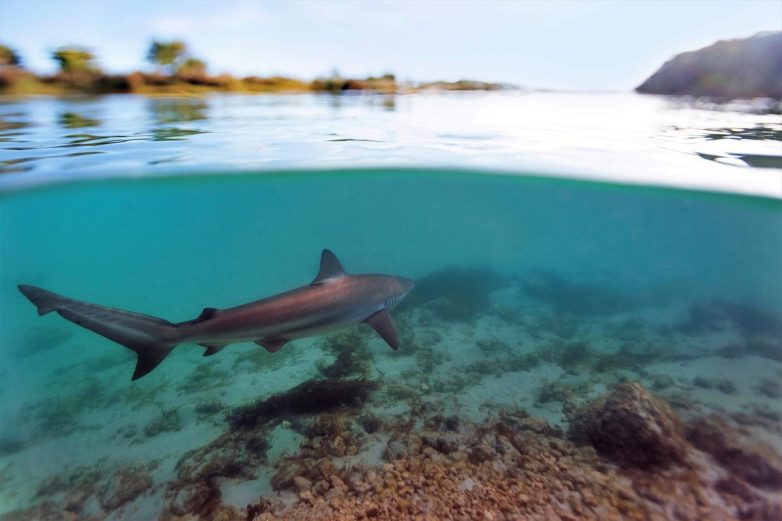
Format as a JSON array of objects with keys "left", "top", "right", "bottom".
[{"left": 18, "top": 249, "right": 414, "bottom": 380}]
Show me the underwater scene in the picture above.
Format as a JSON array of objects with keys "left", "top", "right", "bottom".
[{"left": 1, "top": 93, "right": 781, "bottom": 521}]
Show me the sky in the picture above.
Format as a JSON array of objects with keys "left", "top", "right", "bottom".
[{"left": 1, "top": 0, "right": 779, "bottom": 90}]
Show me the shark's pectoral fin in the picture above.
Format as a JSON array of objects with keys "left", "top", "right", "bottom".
[
  {"left": 199, "top": 343, "right": 227, "bottom": 356},
  {"left": 365, "top": 310, "right": 400, "bottom": 350},
  {"left": 256, "top": 337, "right": 288, "bottom": 353},
  {"left": 192, "top": 307, "right": 219, "bottom": 324},
  {"left": 311, "top": 249, "right": 346, "bottom": 284}
]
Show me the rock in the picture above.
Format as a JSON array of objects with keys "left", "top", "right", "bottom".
[
  {"left": 650, "top": 373, "right": 674, "bottom": 391},
  {"left": 292, "top": 476, "right": 312, "bottom": 493},
  {"left": 312, "top": 479, "right": 330, "bottom": 496},
  {"left": 211, "top": 505, "right": 242, "bottom": 521},
  {"left": 298, "top": 490, "right": 314, "bottom": 504},
  {"left": 423, "top": 433, "right": 460, "bottom": 455},
  {"left": 637, "top": 31, "right": 782, "bottom": 98},
  {"left": 358, "top": 413, "right": 381, "bottom": 434},
  {"left": 568, "top": 382, "right": 688, "bottom": 469},
  {"left": 383, "top": 439, "right": 408, "bottom": 461},
  {"left": 685, "top": 415, "right": 782, "bottom": 490}
]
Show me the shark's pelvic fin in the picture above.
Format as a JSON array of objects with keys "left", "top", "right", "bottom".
[
  {"left": 192, "top": 307, "right": 219, "bottom": 324},
  {"left": 256, "top": 337, "right": 288, "bottom": 353},
  {"left": 312, "top": 249, "right": 346, "bottom": 284},
  {"left": 365, "top": 310, "right": 400, "bottom": 350},
  {"left": 200, "top": 343, "right": 227, "bottom": 356},
  {"left": 18, "top": 284, "right": 178, "bottom": 381}
]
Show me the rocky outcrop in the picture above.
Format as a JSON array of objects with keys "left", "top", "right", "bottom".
[
  {"left": 686, "top": 415, "right": 782, "bottom": 490},
  {"left": 568, "top": 382, "right": 688, "bottom": 469},
  {"left": 637, "top": 31, "right": 782, "bottom": 99}
]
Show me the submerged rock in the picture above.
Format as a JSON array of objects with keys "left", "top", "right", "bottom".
[
  {"left": 568, "top": 382, "right": 688, "bottom": 469},
  {"left": 685, "top": 415, "right": 782, "bottom": 490}
]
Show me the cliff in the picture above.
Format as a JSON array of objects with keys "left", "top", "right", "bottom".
[{"left": 637, "top": 31, "right": 782, "bottom": 99}]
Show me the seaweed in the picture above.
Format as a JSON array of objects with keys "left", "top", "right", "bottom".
[
  {"left": 166, "top": 428, "right": 268, "bottom": 519},
  {"left": 14, "top": 325, "right": 72, "bottom": 357},
  {"left": 592, "top": 344, "right": 662, "bottom": 373},
  {"left": 21, "top": 376, "right": 109, "bottom": 438},
  {"left": 178, "top": 363, "right": 229, "bottom": 393},
  {"left": 676, "top": 299, "right": 782, "bottom": 339},
  {"left": 399, "top": 266, "right": 507, "bottom": 321},
  {"left": 717, "top": 338, "right": 782, "bottom": 362},
  {"left": 538, "top": 341, "right": 596, "bottom": 374},
  {"left": 144, "top": 408, "right": 182, "bottom": 437},
  {"left": 522, "top": 271, "right": 656, "bottom": 316},
  {"left": 317, "top": 328, "right": 373, "bottom": 378},
  {"left": 476, "top": 338, "right": 512, "bottom": 354},
  {"left": 193, "top": 399, "right": 226, "bottom": 420},
  {"left": 227, "top": 375, "right": 379, "bottom": 431},
  {"left": 0, "top": 438, "right": 26, "bottom": 456}
]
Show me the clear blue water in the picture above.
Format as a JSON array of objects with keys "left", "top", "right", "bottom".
[{"left": 0, "top": 93, "right": 780, "bottom": 519}]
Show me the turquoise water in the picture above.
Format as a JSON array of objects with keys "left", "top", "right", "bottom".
[{"left": 0, "top": 93, "right": 781, "bottom": 519}]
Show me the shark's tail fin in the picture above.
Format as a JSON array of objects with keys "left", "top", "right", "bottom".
[{"left": 18, "top": 284, "right": 178, "bottom": 380}]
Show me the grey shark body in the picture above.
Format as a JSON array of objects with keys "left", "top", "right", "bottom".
[{"left": 19, "top": 249, "right": 414, "bottom": 380}]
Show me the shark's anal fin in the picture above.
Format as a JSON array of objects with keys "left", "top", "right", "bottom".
[
  {"left": 365, "top": 310, "right": 400, "bottom": 350},
  {"left": 199, "top": 343, "right": 227, "bottom": 357},
  {"left": 311, "top": 249, "right": 346, "bottom": 284},
  {"left": 256, "top": 337, "right": 288, "bottom": 353},
  {"left": 192, "top": 307, "right": 219, "bottom": 325}
]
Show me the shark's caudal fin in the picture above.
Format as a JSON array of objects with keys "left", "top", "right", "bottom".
[{"left": 18, "top": 284, "right": 178, "bottom": 380}]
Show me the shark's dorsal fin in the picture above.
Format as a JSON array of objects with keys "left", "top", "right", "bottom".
[
  {"left": 256, "top": 337, "right": 288, "bottom": 353},
  {"left": 192, "top": 307, "right": 219, "bottom": 324},
  {"left": 312, "top": 249, "right": 346, "bottom": 284},
  {"left": 365, "top": 310, "right": 400, "bottom": 350}
]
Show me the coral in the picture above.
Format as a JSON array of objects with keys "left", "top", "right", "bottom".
[
  {"left": 568, "top": 382, "right": 688, "bottom": 470},
  {"left": 247, "top": 412, "right": 782, "bottom": 521},
  {"left": 228, "top": 376, "right": 379, "bottom": 431}
]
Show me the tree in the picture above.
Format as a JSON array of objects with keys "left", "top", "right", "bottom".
[
  {"left": 177, "top": 58, "right": 207, "bottom": 75},
  {"left": 147, "top": 40, "right": 187, "bottom": 72},
  {"left": 175, "top": 57, "right": 208, "bottom": 83},
  {"left": 0, "top": 44, "right": 21, "bottom": 67},
  {"left": 52, "top": 47, "right": 98, "bottom": 73}
]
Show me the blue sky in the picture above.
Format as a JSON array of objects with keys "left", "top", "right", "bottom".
[{"left": 1, "top": 0, "right": 779, "bottom": 90}]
